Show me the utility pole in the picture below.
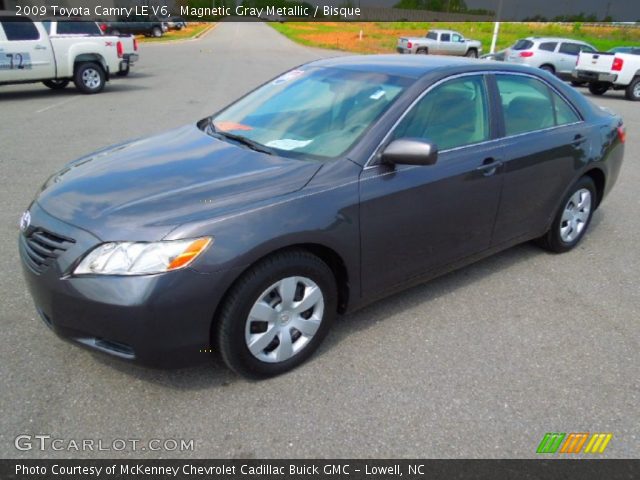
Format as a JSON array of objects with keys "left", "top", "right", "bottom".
[{"left": 490, "top": 0, "right": 504, "bottom": 54}]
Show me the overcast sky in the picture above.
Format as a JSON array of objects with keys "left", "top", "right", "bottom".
[{"left": 467, "top": 0, "right": 638, "bottom": 20}]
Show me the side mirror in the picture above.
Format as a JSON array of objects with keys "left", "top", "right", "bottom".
[{"left": 380, "top": 138, "right": 438, "bottom": 166}]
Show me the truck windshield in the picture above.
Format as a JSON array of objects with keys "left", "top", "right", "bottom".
[{"left": 209, "top": 67, "right": 411, "bottom": 160}]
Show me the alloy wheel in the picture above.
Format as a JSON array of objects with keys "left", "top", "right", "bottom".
[
  {"left": 82, "top": 68, "right": 101, "bottom": 90},
  {"left": 560, "top": 188, "right": 591, "bottom": 243}
]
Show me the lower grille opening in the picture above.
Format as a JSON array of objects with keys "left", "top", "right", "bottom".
[{"left": 94, "top": 338, "right": 135, "bottom": 357}]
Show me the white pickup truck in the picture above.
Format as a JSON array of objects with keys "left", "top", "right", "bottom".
[
  {"left": 574, "top": 49, "right": 640, "bottom": 101},
  {"left": 43, "top": 20, "right": 139, "bottom": 76},
  {"left": 0, "top": 15, "right": 126, "bottom": 93}
]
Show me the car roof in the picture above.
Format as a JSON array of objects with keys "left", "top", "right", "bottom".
[
  {"left": 307, "top": 54, "right": 539, "bottom": 79},
  {"left": 429, "top": 29, "right": 459, "bottom": 34},
  {"left": 525, "top": 37, "right": 591, "bottom": 44}
]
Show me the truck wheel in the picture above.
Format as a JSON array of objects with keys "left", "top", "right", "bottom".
[
  {"left": 625, "top": 77, "right": 640, "bottom": 101},
  {"left": 74, "top": 62, "right": 106, "bottom": 94},
  {"left": 416, "top": 47, "right": 428, "bottom": 55},
  {"left": 111, "top": 29, "right": 120, "bottom": 36},
  {"left": 42, "top": 79, "right": 69, "bottom": 90},
  {"left": 152, "top": 26, "right": 162, "bottom": 37},
  {"left": 465, "top": 49, "right": 478, "bottom": 58},
  {"left": 588, "top": 82, "right": 609, "bottom": 96}
]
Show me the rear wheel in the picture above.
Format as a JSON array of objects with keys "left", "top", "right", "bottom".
[
  {"left": 74, "top": 62, "right": 105, "bottom": 94},
  {"left": 152, "top": 26, "right": 162, "bottom": 37},
  {"left": 465, "top": 49, "right": 478, "bottom": 58},
  {"left": 216, "top": 250, "right": 337, "bottom": 378},
  {"left": 42, "top": 79, "right": 69, "bottom": 90},
  {"left": 540, "top": 64, "right": 555, "bottom": 74},
  {"left": 110, "top": 29, "right": 120, "bottom": 36},
  {"left": 625, "top": 77, "right": 640, "bottom": 101},
  {"left": 588, "top": 82, "right": 610, "bottom": 96},
  {"left": 536, "top": 176, "right": 596, "bottom": 253},
  {"left": 416, "top": 47, "right": 428, "bottom": 55}
]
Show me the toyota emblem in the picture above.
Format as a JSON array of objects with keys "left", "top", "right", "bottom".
[{"left": 19, "top": 210, "right": 31, "bottom": 232}]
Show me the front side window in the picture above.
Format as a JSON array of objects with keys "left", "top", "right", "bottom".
[
  {"left": 0, "top": 17, "right": 39, "bottom": 41},
  {"left": 392, "top": 75, "right": 490, "bottom": 151},
  {"left": 452, "top": 34, "right": 461, "bottom": 42},
  {"left": 497, "top": 75, "right": 579, "bottom": 136},
  {"left": 211, "top": 67, "right": 410, "bottom": 159}
]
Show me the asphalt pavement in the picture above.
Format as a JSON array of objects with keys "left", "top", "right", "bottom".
[{"left": 0, "top": 22, "right": 638, "bottom": 459}]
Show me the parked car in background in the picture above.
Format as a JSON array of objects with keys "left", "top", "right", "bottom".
[
  {"left": 43, "top": 20, "right": 138, "bottom": 77},
  {"left": 481, "top": 49, "right": 506, "bottom": 61},
  {"left": 99, "top": 17, "right": 166, "bottom": 38},
  {"left": 20, "top": 56, "right": 625, "bottom": 377},
  {"left": 161, "top": 16, "right": 187, "bottom": 30},
  {"left": 0, "top": 15, "right": 125, "bottom": 93},
  {"left": 397, "top": 29, "right": 482, "bottom": 57},
  {"left": 574, "top": 49, "right": 640, "bottom": 100},
  {"left": 504, "top": 37, "right": 596, "bottom": 80},
  {"left": 608, "top": 46, "right": 640, "bottom": 54}
]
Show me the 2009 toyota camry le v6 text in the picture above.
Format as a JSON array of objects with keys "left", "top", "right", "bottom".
[{"left": 19, "top": 56, "right": 625, "bottom": 378}]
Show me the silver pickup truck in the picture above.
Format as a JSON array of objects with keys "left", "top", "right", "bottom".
[{"left": 397, "top": 29, "right": 482, "bottom": 58}]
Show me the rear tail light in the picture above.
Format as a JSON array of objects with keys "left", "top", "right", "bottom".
[
  {"left": 618, "top": 126, "right": 626, "bottom": 143},
  {"left": 116, "top": 41, "right": 123, "bottom": 58},
  {"left": 133, "top": 38, "right": 138, "bottom": 51},
  {"left": 407, "top": 42, "right": 412, "bottom": 49},
  {"left": 99, "top": 23, "right": 107, "bottom": 32},
  {"left": 519, "top": 51, "right": 534, "bottom": 57},
  {"left": 612, "top": 57, "right": 624, "bottom": 71}
]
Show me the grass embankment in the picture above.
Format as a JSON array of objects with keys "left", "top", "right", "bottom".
[
  {"left": 138, "top": 23, "right": 214, "bottom": 43},
  {"left": 270, "top": 22, "right": 640, "bottom": 54}
]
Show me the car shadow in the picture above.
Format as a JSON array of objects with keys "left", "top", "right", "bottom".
[
  {"left": 0, "top": 82, "right": 148, "bottom": 100},
  {"left": 93, "top": 211, "right": 603, "bottom": 390}
]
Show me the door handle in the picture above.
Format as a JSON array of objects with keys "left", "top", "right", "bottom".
[
  {"left": 572, "top": 134, "right": 587, "bottom": 148},
  {"left": 476, "top": 157, "right": 503, "bottom": 177},
  {"left": 34, "top": 45, "right": 47, "bottom": 50}
]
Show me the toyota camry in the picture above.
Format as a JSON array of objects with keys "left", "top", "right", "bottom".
[{"left": 19, "top": 55, "right": 626, "bottom": 378}]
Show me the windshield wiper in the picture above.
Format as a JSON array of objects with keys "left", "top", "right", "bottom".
[{"left": 207, "top": 118, "right": 273, "bottom": 155}]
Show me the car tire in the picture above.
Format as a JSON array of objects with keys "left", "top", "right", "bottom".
[
  {"left": 416, "top": 48, "right": 428, "bottom": 55},
  {"left": 152, "top": 26, "right": 162, "bottom": 38},
  {"left": 466, "top": 49, "right": 478, "bottom": 58},
  {"left": 536, "top": 176, "right": 596, "bottom": 253},
  {"left": 74, "top": 62, "right": 106, "bottom": 94},
  {"left": 111, "top": 29, "right": 120, "bottom": 36},
  {"left": 625, "top": 76, "right": 640, "bottom": 101},
  {"left": 42, "top": 79, "right": 69, "bottom": 90},
  {"left": 540, "top": 64, "right": 555, "bottom": 74},
  {"left": 215, "top": 249, "right": 337, "bottom": 378},
  {"left": 588, "top": 82, "right": 609, "bottom": 96}
]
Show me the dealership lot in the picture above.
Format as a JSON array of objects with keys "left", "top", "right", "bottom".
[{"left": 1, "top": 22, "right": 638, "bottom": 458}]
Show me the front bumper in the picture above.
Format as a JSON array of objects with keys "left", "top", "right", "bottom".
[
  {"left": 19, "top": 202, "right": 238, "bottom": 368},
  {"left": 573, "top": 70, "right": 618, "bottom": 83}
]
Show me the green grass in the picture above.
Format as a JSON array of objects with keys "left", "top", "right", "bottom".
[
  {"left": 270, "top": 22, "right": 640, "bottom": 54},
  {"left": 139, "top": 23, "right": 214, "bottom": 43}
]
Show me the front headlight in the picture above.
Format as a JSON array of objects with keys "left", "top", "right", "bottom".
[{"left": 73, "top": 237, "right": 212, "bottom": 276}]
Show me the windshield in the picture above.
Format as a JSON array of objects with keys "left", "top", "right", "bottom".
[{"left": 209, "top": 67, "right": 411, "bottom": 159}]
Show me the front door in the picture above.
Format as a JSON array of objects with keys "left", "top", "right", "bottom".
[
  {"left": 0, "top": 18, "right": 54, "bottom": 82},
  {"left": 359, "top": 74, "right": 504, "bottom": 296}
]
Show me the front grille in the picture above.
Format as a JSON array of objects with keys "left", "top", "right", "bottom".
[{"left": 20, "top": 228, "right": 75, "bottom": 274}]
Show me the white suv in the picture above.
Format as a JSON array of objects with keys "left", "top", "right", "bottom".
[{"left": 504, "top": 37, "right": 597, "bottom": 81}]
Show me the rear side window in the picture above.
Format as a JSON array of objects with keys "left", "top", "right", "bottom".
[
  {"left": 0, "top": 17, "right": 39, "bottom": 41},
  {"left": 426, "top": 31, "right": 437, "bottom": 40},
  {"left": 56, "top": 21, "right": 101, "bottom": 35},
  {"left": 497, "top": 76, "right": 555, "bottom": 135},
  {"left": 393, "top": 75, "right": 490, "bottom": 151},
  {"left": 441, "top": 33, "right": 451, "bottom": 42},
  {"left": 497, "top": 75, "right": 580, "bottom": 135},
  {"left": 559, "top": 43, "right": 582, "bottom": 55},
  {"left": 512, "top": 39, "right": 534, "bottom": 50},
  {"left": 538, "top": 42, "right": 557, "bottom": 52}
]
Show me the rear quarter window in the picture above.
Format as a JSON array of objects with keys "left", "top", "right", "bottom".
[
  {"left": 426, "top": 31, "right": 437, "bottom": 40},
  {"left": 512, "top": 39, "right": 534, "bottom": 50}
]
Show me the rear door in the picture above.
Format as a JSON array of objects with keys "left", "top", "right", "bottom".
[
  {"left": 359, "top": 74, "right": 504, "bottom": 296},
  {"left": 436, "top": 32, "right": 452, "bottom": 55},
  {"left": 490, "top": 73, "right": 588, "bottom": 244},
  {"left": 0, "top": 17, "right": 55, "bottom": 81}
]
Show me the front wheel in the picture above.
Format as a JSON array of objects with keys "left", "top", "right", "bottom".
[
  {"left": 216, "top": 250, "right": 337, "bottom": 378},
  {"left": 625, "top": 77, "right": 640, "bottom": 101},
  {"left": 42, "top": 79, "right": 69, "bottom": 90},
  {"left": 74, "top": 62, "right": 105, "bottom": 94},
  {"left": 588, "top": 82, "right": 609, "bottom": 96},
  {"left": 465, "top": 49, "right": 478, "bottom": 58},
  {"left": 536, "top": 176, "right": 596, "bottom": 253}
]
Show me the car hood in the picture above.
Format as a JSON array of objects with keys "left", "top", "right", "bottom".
[{"left": 36, "top": 125, "right": 322, "bottom": 241}]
